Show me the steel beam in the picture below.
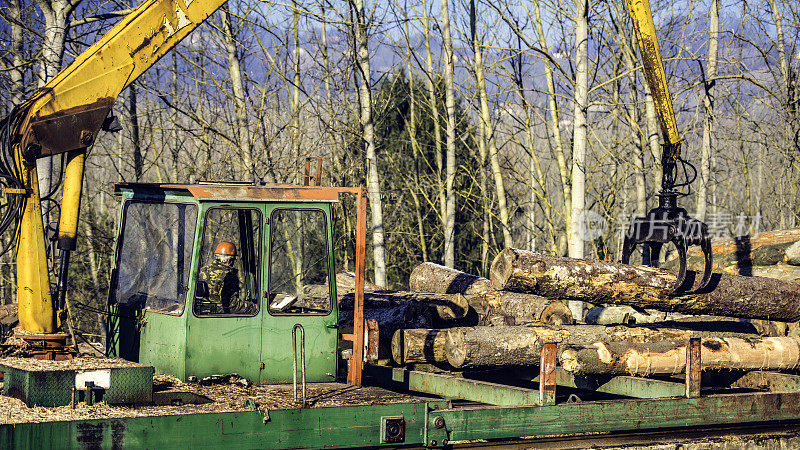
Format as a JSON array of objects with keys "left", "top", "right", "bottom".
[
  {"left": 368, "top": 366, "right": 540, "bottom": 406},
  {"left": 426, "top": 391, "right": 800, "bottom": 443},
  {"left": 531, "top": 368, "right": 685, "bottom": 399}
]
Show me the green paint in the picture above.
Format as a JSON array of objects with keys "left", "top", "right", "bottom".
[
  {"left": 553, "top": 368, "right": 685, "bottom": 399},
  {"left": 369, "top": 366, "right": 540, "bottom": 406},
  {"left": 107, "top": 187, "right": 339, "bottom": 383},
  {"left": 0, "top": 402, "right": 433, "bottom": 449},
  {"left": 430, "top": 391, "right": 800, "bottom": 442}
]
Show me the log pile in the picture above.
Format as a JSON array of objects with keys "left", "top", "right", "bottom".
[
  {"left": 490, "top": 248, "right": 800, "bottom": 322},
  {"left": 663, "top": 228, "right": 800, "bottom": 281},
  {"left": 345, "top": 244, "right": 800, "bottom": 379}
]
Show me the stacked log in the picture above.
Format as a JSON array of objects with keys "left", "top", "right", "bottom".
[
  {"left": 561, "top": 336, "right": 800, "bottom": 376},
  {"left": 409, "top": 262, "right": 493, "bottom": 295},
  {"left": 439, "top": 324, "right": 764, "bottom": 370},
  {"left": 391, "top": 329, "right": 447, "bottom": 365},
  {"left": 408, "top": 262, "right": 573, "bottom": 326},
  {"left": 490, "top": 248, "right": 800, "bottom": 322},
  {"left": 340, "top": 291, "right": 470, "bottom": 322},
  {"left": 663, "top": 228, "right": 800, "bottom": 279}
]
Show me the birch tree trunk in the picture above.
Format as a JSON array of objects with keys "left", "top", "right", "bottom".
[
  {"left": 128, "top": 84, "right": 143, "bottom": 181},
  {"left": 405, "top": 20, "right": 429, "bottom": 262},
  {"left": 220, "top": 6, "right": 254, "bottom": 181},
  {"left": 291, "top": 0, "right": 302, "bottom": 183},
  {"left": 353, "top": 0, "right": 387, "bottom": 286},
  {"left": 470, "top": 0, "right": 512, "bottom": 249},
  {"left": 619, "top": 12, "right": 646, "bottom": 215},
  {"left": 513, "top": 49, "right": 555, "bottom": 252},
  {"left": 34, "top": 0, "right": 81, "bottom": 229},
  {"left": 533, "top": 0, "right": 570, "bottom": 255},
  {"left": 569, "top": 0, "right": 590, "bottom": 318},
  {"left": 644, "top": 85, "right": 661, "bottom": 190},
  {"left": 696, "top": 0, "right": 719, "bottom": 221},
  {"left": 420, "top": 0, "right": 447, "bottom": 238},
  {"left": 439, "top": 0, "right": 457, "bottom": 268}
]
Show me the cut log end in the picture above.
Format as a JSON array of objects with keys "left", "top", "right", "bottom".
[
  {"left": 541, "top": 301, "right": 573, "bottom": 326},
  {"left": 445, "top": 328, "right": 468, "bottom": 368}
]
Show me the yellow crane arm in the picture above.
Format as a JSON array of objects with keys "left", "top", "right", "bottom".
[
  {"left": 19, "top": 0, "right": 229, "bottom": 154},
  {"left": 12, "top": 0, "right": 228, "bottom": 333},
  {"left": 626, "top": 0, "right": 680, "bottom": 154}
]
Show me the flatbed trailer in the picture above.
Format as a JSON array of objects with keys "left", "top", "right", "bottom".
[{"left": 3, "top": 363, "right": 800, "bottom": 449}]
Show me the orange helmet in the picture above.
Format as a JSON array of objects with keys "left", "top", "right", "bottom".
[{"left": 214, "top": 241, "right": 237, "bottom": 256}]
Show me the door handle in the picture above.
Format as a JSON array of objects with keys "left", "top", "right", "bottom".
[{"left": 325, "top": 323, "right": 338, "bottom": 329}]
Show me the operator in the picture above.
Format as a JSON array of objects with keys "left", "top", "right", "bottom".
[{"left": 197, "top": 242, "right": 256, "bottom": 315}]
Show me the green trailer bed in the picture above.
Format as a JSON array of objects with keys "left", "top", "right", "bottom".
[{"left": 2, "top": 366, "right": 800, "bottom": 449}]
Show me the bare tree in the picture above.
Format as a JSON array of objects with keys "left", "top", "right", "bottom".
[
  {"left": 220, "top": 5, "right": 255, "bottom": 181},
  {"left": 352, "top": 0, "right": 387, "bottom": 286},
  {"left": 696, "top": 0, "right": 720, "bottom": 220}
]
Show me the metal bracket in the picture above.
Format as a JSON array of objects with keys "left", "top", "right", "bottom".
[
  {"left": 539, "top": 342, "right": 557, "bottom": 406},
  {"left": 686, "top": 337, "right": 701, "bottom": 398}
]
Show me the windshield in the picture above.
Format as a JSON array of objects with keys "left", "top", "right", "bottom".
[{"left": 110, "top": 200, "right": 198, "bottom": 315}]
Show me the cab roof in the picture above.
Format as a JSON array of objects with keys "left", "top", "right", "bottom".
[{"left": 113, "top": 182, "right": 357, "bottom": 202}]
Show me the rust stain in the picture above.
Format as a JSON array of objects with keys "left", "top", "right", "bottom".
[{"left": 115, "top": 182, "right": 362, "bottom": 202}]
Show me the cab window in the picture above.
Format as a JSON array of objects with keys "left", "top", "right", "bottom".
[
  {"left": 193, "top": 207, "right": 261, "bottom": 316},
  {"left": 268, "top": 208, "right": 331, "bottom": 315},
  {"left": 110, "top": 201, "right": 197, "bottom": 315}
]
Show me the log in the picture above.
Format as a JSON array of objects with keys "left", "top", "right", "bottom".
[
  {"left": 391, "top": 329, "right": 447, "bottom": 365},
  {"left": 751, "top": 264, "right": 800, "bottom": 282},
  {"left": 561, "top": 336, "right": 800, "bottom": 376},
  {"left": 480, "top": 291, "right": 572, "bottom": 325},
  {"left": 665, "top": 229, "right": 800, "bottom": 273},
  {"left": 787, "top": 241, "right": 800, "bottom": 266},
  {"left": 340, "top": 291, "right": 469, "bottom": 321},
  {"left": 444, "top": 326, "right": 548, "bottom": 369},
  {"left": 339, "top": 304, "right": 435, "bottom": 360},
  {"left": 443, "top": 324, "right": 759, "bottom": 369},
  {"left": 409, "top": 262, "right": 492, "bottom": 295},
  {"left": 490, "top": 248, "right": 800, "bottom": 322},
  {"left": 336, "top": 271, "right": 386, "bottom": 298}
]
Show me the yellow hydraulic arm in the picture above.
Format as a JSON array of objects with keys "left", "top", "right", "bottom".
[
  {"left": 626, "top": 0, "right": 680, "bottom": 152},
  {"left": 621, "top": 0, "right": 713, "bottom": 294},
  {"left": 9, "top": 0, "right": 229, "bottom": 333}
]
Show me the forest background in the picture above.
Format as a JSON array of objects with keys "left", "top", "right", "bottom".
[{"left": 1, "top": 0, "right": 799, "bottom": 341}]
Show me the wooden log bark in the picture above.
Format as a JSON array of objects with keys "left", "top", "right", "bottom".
[
  {"left": 480, "top": 291, "right": 572, "bottom": 325},
  {"left": 339, "top": 304, "right": 434, "bottom": 361},
  {"left": 443, "top": 324, "right": 759, "bottom": 369},
  {"left": 336, "top": 271, "right": 385, "bottom": 297},
  {"left": 667, "top": 229, "right": 800, "bottom": 273},
  {"left": 409, "top": 262, "right": 492, "bottom": 295},
  {"left": 339, "top": 291, "right": 469, "bottom": 321},
  {"left": 561, "top": 336, "right": 800, "bottom": 376},
  {"left": 445, "top": 326, "right": 548, "bottom": 368},
  {"left": 490, "top": 248, "right": 800, "bottom": 322},
  {"left": 391, "top": 329, "right": 447, "bottom": 365}
]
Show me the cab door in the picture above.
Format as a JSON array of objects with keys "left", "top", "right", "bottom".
[
  {"left": 185, "top": 204, "right": 265, "bottom": 381},
  {"left": 260, "top": 204, "right": 338, "bottom": 383}
]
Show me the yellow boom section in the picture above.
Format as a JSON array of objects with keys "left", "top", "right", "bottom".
[
  {"left": 15, "top": 0, "right": 228, "bottom": 333},
  {"left": 626, "top": 0, "right": 680, "bottom": 155},
  {"left": 24, "top": 0, "right": 227, "bottom": 122}
]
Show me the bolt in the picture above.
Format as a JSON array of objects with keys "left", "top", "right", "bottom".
[
  {"left": 23, "top": 142, "right": 41, "bottom": 162},
  {"left": 434, "top": 416, "right": 445, "bottom": 429},
  {"left": 80, "top": 130, "right": 94, "bottom": 146},
  {"left": 429, "top": 440, "right": 437, "bottom": 446},
  {"left": 442, "top": 440, "right": 448, "bottom": 445}
]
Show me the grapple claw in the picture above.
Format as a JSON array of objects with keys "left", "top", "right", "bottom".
[
  {"left": 683, "top": 233, "right": 713, "bottom": 294},
  {"left": 620, "top": 200, "right": 712, "bottom": 295}
]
